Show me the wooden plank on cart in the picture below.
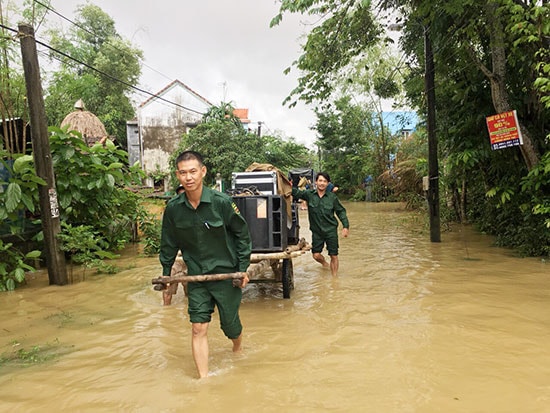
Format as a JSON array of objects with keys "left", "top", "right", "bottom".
[
  {"left": 249, "top": 238, "right": 310, "bottom": 262},
  {"left": 250, "top": 251, "right": 305, "bottom": 261}
]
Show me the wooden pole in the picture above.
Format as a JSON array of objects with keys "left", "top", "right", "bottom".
[
  {"left": 250, "top": 250, "right": 305, "bottom": 262},
  {"left": 18, "top": 24, "right": 68, "bottom": 285},
  {"left": 424, "top": 24, "right": 441, "bottom": 243},
  {"left": 152, "top": 259, "right": 272, "bottom": 289}
]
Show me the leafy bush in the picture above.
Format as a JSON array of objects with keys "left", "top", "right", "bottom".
[
  {"left": 349, "top": 188, "right": 366, "bottom": 202},
  {"left": 57, "top": 222, "right": 119, "bottom": 276},
  {"left": 50, "top": 126, "right": 145, "bottom": 251},
  {"left": 136, "top": 205, "right": 162, "bottom": 256},
  {"left": 1, "top": 128, "right": 148, "bottom": 290},
  {"left": 0, "top": 239, "right": 41, "bottom": 291},
  {"left": 0, "top": 152, "right": 45, "bottom": 231},
  {"left": 521, "top": 151, "right": 550, "bottom": 229},
  {"left": 0, "top": 149, "right": 44, "bottom": 291}
]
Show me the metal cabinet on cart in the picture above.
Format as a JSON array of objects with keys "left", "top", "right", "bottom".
[
  {"left": 231, "top": 194, "right": 301, "bottom": 298},
  {"left": 232, "top": 194, "right": 300, "bottom": 251},
  {"left": 231, "top": 171, "right": 278, "bottom": 195},
  {"left": 232, "top": 195, "right": 287, "bottom": 252}
]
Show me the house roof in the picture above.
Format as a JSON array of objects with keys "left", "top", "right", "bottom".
[
  {"left": 139, "top": 79, "right": 212, "bottom": 109},
  {"left": 233, "top": 108, "right": 251, "bottom": 123}
]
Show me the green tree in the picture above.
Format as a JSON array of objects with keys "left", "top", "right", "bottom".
[
  {"left": 275, "top": 0, "right": 549, "bottom": 256},
  {"left": 44, "top": 4, "right": 142, "bottom": 147},
  {"left": 271, "top": 1, "right": 383, "bottom": 107},
  {"left": 175, "top": 119, "right": 260, "bottom": 186},
  {"left": 262, "top": 134, "right": 314, "bottom": 174},
  {"left": 315, "top": 96, "right": 393, "bottom": 195},
  {"left": 384, "top": 0, "right": 549, "bottom": 253},
  {"left": 169, "top": 103, "right": 313, "bottom": 188},
  {"left": 202, "top": 101, "right": 242, "bottom": 127}
]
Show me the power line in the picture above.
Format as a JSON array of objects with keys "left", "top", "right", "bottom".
[
  {"left": 1, "top": 21, "right": 205, "bottom": 115},
  {"left": 33, "top": 0, "right": 174, "bottom": 83},
  {"left": 35, "top": 35, "right": 205, "bottom": 115},
  {"left": 0, "top": 22, "right": 18, "bottom": 35},
  {"left": 37, "top": 48, "right": 170, "bottom": 112}
]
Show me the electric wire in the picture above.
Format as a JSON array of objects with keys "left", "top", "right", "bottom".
[
  {"left": 2, "top": 20, "right": 205, "bottom": 115},
  {"left": 33, "top": 0, "right": 174, "bottom": 84},
  {"left": 34, "top": 35, "right": 205, "bottom": 115},
  {"left": 36, "top": 48, "right": 182, "bottom": 115}
]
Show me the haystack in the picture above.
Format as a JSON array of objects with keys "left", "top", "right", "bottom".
[{"left": 60, "top": 99, "right": 108, "bottom": 146}]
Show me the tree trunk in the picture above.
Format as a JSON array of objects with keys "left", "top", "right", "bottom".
[
  {"left": 484, "top": 1, "right": 540, "bottom": 170},
  {"left": 460, "top": 177, "right": 467, "bottom": 224}
]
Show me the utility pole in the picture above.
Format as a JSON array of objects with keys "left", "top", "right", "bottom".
[
  {"left": 424, "top": 25, "right": 441, "bottom": 242},
  {"left": 19, "top": 24, "right": 68, "bottom": 285}
]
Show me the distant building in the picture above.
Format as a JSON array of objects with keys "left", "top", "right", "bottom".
[
  {"left": 127, "top": 80, "right": 212, "bottom": 188},
  {"left": 379, "top": 111, "right": 419, "bottom": 170},
  {"left": 233, "top": 108, "right": 251, "bottom": 125},
  {"left": 380, "top": 111, "right": 419, "bottom": 138}
]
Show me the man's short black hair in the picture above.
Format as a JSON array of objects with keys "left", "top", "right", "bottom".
[
  {"left": 175, "top": 150, "right": 204, "bottom": 167},
  {"left": 316, "top": 171, "right": 331, "bottom": 182}
]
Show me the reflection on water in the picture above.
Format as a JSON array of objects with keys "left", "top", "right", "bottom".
[{"left": 1, "top": 202, "right": 549, "bottom": 412}]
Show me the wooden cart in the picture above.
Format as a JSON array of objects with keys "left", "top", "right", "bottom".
[{"left": 152, "top": 238, "right": 310, "bottom": 299}]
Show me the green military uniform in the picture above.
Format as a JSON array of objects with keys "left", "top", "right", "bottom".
[
  {"left": 292, "top": 187, "right": 349, "bottom": 255},
  {"left": 159, "top": 186, "right": 251, "bottom": 338}
]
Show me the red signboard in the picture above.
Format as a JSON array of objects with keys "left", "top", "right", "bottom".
[{"left": 485, "top": 110, "right": 523, "bottom": 150}]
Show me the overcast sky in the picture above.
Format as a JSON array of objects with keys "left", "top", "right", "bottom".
[{"left": 39, "top": 0, "right": 318, "bottom": 146}]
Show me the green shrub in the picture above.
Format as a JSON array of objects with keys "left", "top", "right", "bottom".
[
  {"left": 0, "top": 239, "right": 41, "bottom": 291},
  {"left": 136, "top": 205, "right": 162, "bottom": 256}
]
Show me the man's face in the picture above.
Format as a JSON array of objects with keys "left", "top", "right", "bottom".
[
  {"left": 316, "top": 175, "right": 329, "bottom": 191},
  {"left": 176, "top": 159, "right": 206, "bottom": 192}
]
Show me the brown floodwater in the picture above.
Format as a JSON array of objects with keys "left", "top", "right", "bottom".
[{"left": 1, "top": 202, "right": 549, "bottom": 412}]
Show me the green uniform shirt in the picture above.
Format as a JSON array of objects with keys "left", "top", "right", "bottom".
[
  {"left": 292, "top": 187, "right": 349, "bottom": 235},
  {"left": 159, "top": 186, "right": 251, "bottom": 276}
]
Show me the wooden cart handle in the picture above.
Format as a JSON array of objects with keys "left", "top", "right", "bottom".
[{"left": 152, "top": 259, "right": 272, "bottom": 290}]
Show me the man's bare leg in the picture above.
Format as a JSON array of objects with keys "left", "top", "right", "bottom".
[
  {"left": 313, "top": 252, "right": 330, "bottom": 268},
  {"left": 162, "top": 290, "right": 172, "bottom": 305},
  {"left": 191, "top": 322, "right": 209, "bottom": 379},
  {"left": 329, "top": 255, "right": 339, "bottom": 276},
  {"left": 231, "top": 333, "right": 243, "bottom": 353}
]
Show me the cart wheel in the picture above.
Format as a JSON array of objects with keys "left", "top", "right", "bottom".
[{"left": 281, "top": 258, "right": 294, "bottom": 299}]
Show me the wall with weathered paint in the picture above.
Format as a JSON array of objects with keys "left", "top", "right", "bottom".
[
  {"left": 135, "top": 81, "right": 211, "bottom": 186},
  {"left": 141, "top": 126, "right": 183, "bottom": 173}
]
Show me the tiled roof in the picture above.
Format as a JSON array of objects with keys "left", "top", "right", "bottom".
[{"left": 233, "top": 108, "right": 250, "bottom": 123}]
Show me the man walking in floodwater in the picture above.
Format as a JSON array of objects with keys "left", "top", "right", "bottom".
[
  {"left": 159, "top": 150, "right": 252, "bottom": 378},
  {"left": 291, "top": 172, "right": 349, "bottom": 276}
]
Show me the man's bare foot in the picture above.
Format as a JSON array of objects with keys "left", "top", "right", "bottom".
[{"left": 322, "top": 262, "right": 330, "bottom": 268}]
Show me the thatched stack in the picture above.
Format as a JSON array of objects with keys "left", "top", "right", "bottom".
[{"left": 60, "top": 99, "right": 108, "bottom": 146}]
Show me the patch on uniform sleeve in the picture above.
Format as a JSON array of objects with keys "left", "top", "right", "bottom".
[{"left": 231, "top": 202, "right": 241, "bottom": 215}]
